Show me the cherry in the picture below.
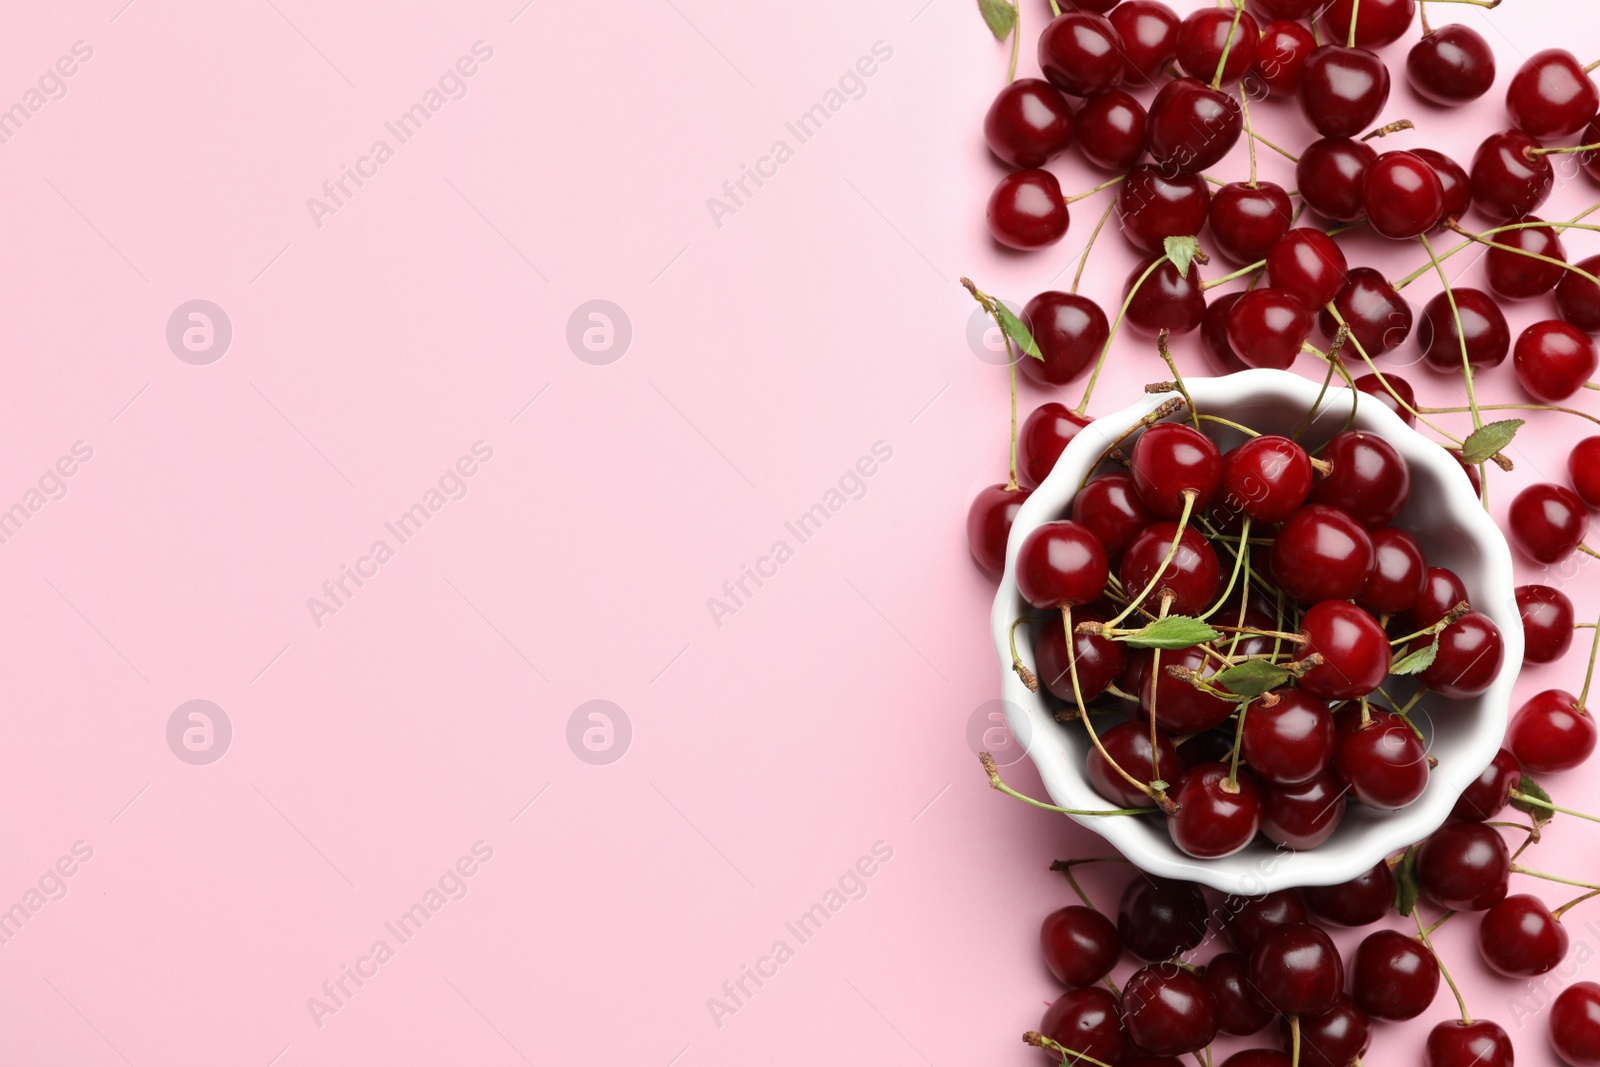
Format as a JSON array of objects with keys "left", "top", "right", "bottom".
[
  {"left": 1073, "top": 470, "right": 1156, "bottom": 556},
  {"left": 967, "top": 485, "right": 1031, "bottom": 578},
  {"left": 1305, "top": 861, "right": 1394, "bottom": 926},
  {"left": 1209, "top": 181, "right": 1293, "bottom": 265},
  {"left": 1509, "top": 688, "right": 1598, "bottom": 773},
  {"left": 1141, "top": 644, "right": 1237, "bottom": 733},
  {"left": 1248, "top": 922, "right": 1344, "bottom": 1017},
  {"left": 1452, "top": 747, "right": 1523, "bottom": 822},
  {"left": 1130, "top": 423, "right": 1223, "bottom": 518},
  {"left": 1352, "top": 928, "right": 1440, "bottom": 1021},
  {"left": 1125, "top": 1058, "right": 1186, "bottom": 1067},
  {"left": 1169, "top": 762, "right": 1262, "bottom": 859},
  {"left": 1333, "top": 707, "right": 1427, "bottom": 807},
  {"left": 1022, "top": 292, "right": 1111, "bottom": 386},
  {"left": 1418, "top": 287, "right": 1511, "bottom": 371},
  {"left": 1220, "top": 435, "right": 1313, "bottom": 523},
  {"left": 1251, "top": 18, "right": 1318, "bottom": 96},
  {"left": 985, "top": 79, "right": 1074, "bottom": 168},
  {"left": 1265, "top": 228, "right": 1348, "bottom": 309},
  {"left": 1271, "top": 505, "right": 1376, "bottom": 603},
  {"left": 1232, "top": 289, "right": 1318, "bottom": 370},
  {"left": 1109, "top": 1, "right": 1180, "bottom": 81},
  {"left": 1121, "top": 962, "right": 1221, "bottom": 1055},
  {"left": 1559, "top": 254, "right": 1600, "bottom": 332},
  {"left": 1300, "top": 45, "right": 1391, "bottom": 139},
  {"left": 1296, "top": 137, "right": 1376, "bottom": 223},
  {"left": 1311, "top": 429, "right": 1412, "bottom": 526},
  {"left": 988, "top": 169, "right": 1070, "bottom": 250},
  {"left": 1364, "top": 151, "right": 1445, "bottom": 239},
  {"left": 1241, "top": 690, "right": 1335, "bottom": 786},
  {"left": 1039, "top": 12, "right": 1128, "bottom": 98},
  {"left": 1424, "top": 1020, "right": 1513, "bottom": 1067},
  {"left": 1118, "top": 875, "right": 1207, "bottom": 961},
  {"left": 1572, "top": 437, "right": 1600, "bottom": 507},
  {"left": 1042, "top": 905, "right": 1123, "bottom": 987},
  {"left": 1124, "top": 254, "right": 1207, "bottom": 336},
  {"left": 1202, "top": 293, "right": 1249, "bottom": 373},
  {"left": 1016, "top": 520, "right": 1110, "bottom": 608},
  {"left": 1404, "top": 566, "right": 1469, "bottom": 629},
  {"left": 1040, "top": 987, "right": 1130, "bottom": 1065},
  {"left": 1479, "top": 893, "right": 1570, "bottom": 978},
  {"left": 1319, "top": 0, "right": 1414, "bottom": 48},
  {"left": 1206, "top": 952, "right": 1274, "bottom": 1036},
  {"left": 1147, "top": 77, "right": 1243, "bottom": 175},
  {"left": 1486, "top": 216, "right": 1567, "bottom": 300},
  {"left": 1417, "top": 820, "right": 1511, "bottom": 911},
  {"left": 1300, "top": 602, "right": 1392, "bottom": 700},
  {"left": 1508, "top": 49, "right": 1600, "bottom": 138},
  {"left": 1515, "top": 320, "right": 1599, "bottom": 402},
  {"left": 1120, "top": 520, "right": 1222, "bottom": 617},
  {"left": 1354, "top": 371, "right": 1417, "bottom": 425},
  {"left": 1357, "top": 527, "right": 1426, "bottom": 614},
  {"left": 1414, "top": 148, "right": 1473, "bottom": 224},
  {"left": 1283, "top": 994, "right": 1371, "bottom": 1067},
  {"left": 1251, "top": 0, "right": 1321, "bottom": 16},
  {"left": 1076, "top": 89, "right": 1150, "bottom": 170},
  {"left": 1037, "top": 611, "right": 1127, "bottom": 704},
  {"left": 1408, "top": 23, "right": 1496, "bottom": 105},
  {"left": 1418, "top": 611, "right": 1504, "bottom": 699},
  {"left": 1551, "top": 982, "right": 1600, "bottom": 1067},
  {"left": 1259, "top": 768, "right": 1347, "bottom": 849},
  {"left": 1219, "top": 1054, "right": 1290, "bottom": 1067},
  {"left": 1224, "top": 890, "right": 1309, "bottom": 955},
  {"left": 1470, "top": 128, "right": 1554, "bottom": 222},
  {"left": 1088, "top": 720, "right": 1180, "bottom": 807},
  {"left": 1118, "top": 166, "right": 1212, "bottom": 254},
  {"left": 1020, "top": 403, "right": 1091, "bottom": 489},
  {"left": 1176, "top": 7, "right": 1258, "bottom": 85},
  {"left": 1065, "top": 0, "right": 1121, "bottom": 10},
  {"left": 1508, "top": 482, "right": 1589, "bottom": 563},
  {"left": 1322, "top": 270, "right": 1411, "bottom": 358}
]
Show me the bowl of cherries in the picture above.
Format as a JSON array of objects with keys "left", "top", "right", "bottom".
[{"left": 990, "top": 367, "right": 1522, "bottom": 895}]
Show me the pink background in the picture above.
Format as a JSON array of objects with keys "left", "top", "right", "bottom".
[{"left": 1, "top": 1, "right": 1598, "bottom": 1064}]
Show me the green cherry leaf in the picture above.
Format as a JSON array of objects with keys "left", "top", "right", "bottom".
[
  {"left": 1210, "top": 658, "right": 1289, "bottom": 700},
  {"left": 1460, "top": 418, "right": 1524, "bottom": 466},
  {"left": 1118, "top": 616, "right": 1221, "bottom": 650},
  {"left": 993, "top": 301, "right": 1043, "bottom": 360},
  {"left": 976, "top": 0, "right": 1017, "bottom": 41},
  {"left": 1390, "top": 634, "right": 1440, "bottom": 676},
  {"left": 1512, "top": 777, "right": 1555, "bottom": 827},
  {"left": 1394, "top": 845, "right": 1420, "bottom": 917},
  {"left": 1163, "top": 235, "right": 1200, "bottom": 278}
]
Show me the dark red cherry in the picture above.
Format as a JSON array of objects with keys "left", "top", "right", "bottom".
[
  {"left": 1147, "top": 77, "right": 1243, "bottom": 175},
  {"left": 1122, "top": 963, "right": 1221, "bottom": 1055},
  {"left": 1417, "top": 820, "right": 1511, "bottom": 911},
  {"left": 1040, "top": 987, "right": 1130, "bottom": 1065},
  {"left": 1470, "top": 128, "right": 1554, "bottom": 222},
  {"left": 1141, "top": 644, "right": 1237, "bottom": 733},
  {"left": 1201, "top": 293, "right": 1248, "bottom": 373},
  {"left": 1306, "top": 861, "right": 1394, "bottom": 926},
  {"left": 1559, "top": 253, "right": 1600, "bottom": 332},
  {"left": 1417, "top": 610, "right": 1504, "bottom": 699},
  {"left": 1321, "top": 268, "right": 1412, "bottom": 356},
  {"left": 1259, "top": 768, "right": 1347, "bottom": 849},
  {"left": 1226, "top": 288, "right": 1312, "bottom": 370},
  {"left": 1037, "top": 610, "right": 1127, "bottom": 705},
  {"left": 1219, "top": 1053, "right": 1290, "bottom": 1067},
  {"left": 1352, "top": 928, "right": 1440, "bottom": 1021},
  {"left": 1364, "top": 151, "right": 1445, "bottom": 239},
  {"left": 1020, "top": 403, "right": 1092, "bottom": 488},
  {"left": 1016, "top": 520, "right": 1110, "bottom": 608},
  {"left": 1265, "top": 228, "right": 1348, "bottom": 309},
  {"left": 1418, "top": 287, "right": 1511, "bottom": 371},
  {"left": 1088, "top": 720, "right": 1180, "bottom": 807},
  {"left": 1118, "top": 875, "right": 1207, "bottom": 961},
  {"left": 1224, "top": 890, "right": 1309, "bottom": 957},
  {"left": 1509, "top": 688, "right": 1598, "bottom": 773},
  {"left": 967, "top": 484, "right": 1031, "bottom": 578},
  {"left": 1250, "top": 19, "right": 1317, "bottom": 96},
  {"left": 988, "top": 169, "right": 1070, "bottom": 249},
  {"left": 1319, "top": 0, "right": 1414, "bottom": 48},
  {"left": 1408, "top": 23, "right": 1496, "bottom": 105},
  {"left": 1039, "top": 12, "right": 1128, "bottom": 97},
  {"left": 1124, "top": 254, "right": 1207, "bottom": 336},
  {"left": 1300, "top": 45, "right": 1391, "bottom": 139},
  {"left": 1131, "top": 422, "right": 1223, "bottom": 518},
  {"left": 1022, "top": 292, "right": 1110, "bottom": 386},
  {"left": 1550, "top": 982, "right": 1600, "bottom": 1067},
  {"left": 1176, "top": 7, "right": 1258, "bottom": 85},
  {"left": 1076, "top": 89, "right": 1150, "bottom": 170},
  {"left": 1119, "top": 165, "right": 1212, "bottom": 254},
  {"left": 1300, "top": 601, "right": 1392, "bottom": 700},
  {"left": 1486, "top": 215, "right": 1566, "bottom": 299},
  {"left": 1042, "top": 905, "right": 1123, "bottom": 987},
  {"left": 1358, "top": 526, "right": 1426, "bottom": 614},
  {"left": 1209, "top": 181, "right": 1293, "bottom": 265},
  {"left": 1480, "top": 894, "right": 1569, "bottom": 978},
  {"left": 1248, "top": 922, "right": 1344, "bottom": 1017},
  {"left": 985, "top": 79, "right": 1074, "bottom": 168},
  {"left": 1354, "top": 371, "right": 1416, "bottom": 425},
  {"left": 1169, "top": 762, "right": 1262, "bottom": 859},
  {"left": 1453, "top": 747, "right": 1522, "bottom": 822},
  {"left": 1283, "top": 994, "right": 1371, "bottom": 1067},
  {"left": 1297, "top": 137, "right": 1377, "bottom": 223},
  {"left": 1220, "top": 435, "right": 1313, "bottom": 523},
  {"left": 1515, "top": 319, "right": 1598, "bottom": 402},
  {"left": 1508, "top": 49, "right": 1600, "bottom": 138},
  {"left": 1074, "top": 470, "right": 1156, "bottom": 556},
  {"left": 1206, "top": 952, "right": 1274, "bottom": 1036},
  {"left": 1109, "top": 1, "right": 1181, "bottom": 81},
  {"left": 1241, "top": 690, "right": 1335, "bottom": 786},
  {"left": 1414, "top": 148, "right": 1473, "bottom": 224},
  {"left": 1509, "top": 482, "right": 1589, "bottom": 563},
  {"left": 1065, "top": 0, "right": 1121, "bottom": 10},
  {"left": 1122, "top": 523, "right": 1222, "bottom": 618},
  {"left": 1574, "top": 436, "right": 1600, "bottom": 505},
  {"left": 1404, "top": 566, "right": 1469, "bottom": 630},
  {"left": 1333, "top": 708, "right": 1427, "bottom": 807},
  {"left": 1250, "top": 0, "right": 1320, "bottom": 16},
  {"left": 1424, "top": 1020, "right": 1513, "bottom": 1067},
  {"left": 1271, "top": 505, "right": 1376, "bottom": 603}
]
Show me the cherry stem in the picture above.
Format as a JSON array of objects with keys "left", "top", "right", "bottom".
[
  {"left": 1007, "top": 0, "right": 1021, "bottom": 84},
  {"left": 1361, "top": 119, "right": 1415, "bottom": 142},
  {"left": 1227, "top": 698, "right": 1250, "bottom": 789},
  {"left": 1413, "top": 907, "right": 1472, "bottom": 1025},
  {"left": 1073, "top": 197, "right": 1119, "bottom": 296},
  {"left": 1390, "top": 605, "right": 1466, "bottom": 646},
  {"left": 1587, "top": 57, "right": 1600, "bottom": 74},
  {"left": 1248, "top": 128, "right": 1299, "bottom": 163},
  {"left": 1394, "top": 208, "right": 1600, "bottom": 289},
  {"left": 1077, "top": 254, "right": 1170, "bottom": 416},
  {"left": 1064, "top": 604, "right": 1176, "bottom": 812},
  {"left": 1511, "top": 790, "right": 1600, "bottom": 824},
  {"left": 1211, "top": 0, "right": 1248, "bottom": 89},
  {"left": 1104, "top": 490, "right": 1199, "bottom": 629},
  {"left": 1417, "top": 232, "right": 1483, "bottom": 432},
  {"left": 1326, "top": 305, "right": 1463, "bottom": 446},
  {"left": 1290, "top": 1016, "right": 1301, "bottom": 1067},
  {"left": 1346, "top": 0, "right": 1360, "bottom": 47},
  {"left": 1580, "top": 603, "right": 1600, "bottom": 709},
  {"left": 1415, "top": 908, "right": 1455, "bottom": 938},
  {"left": 1198, "top": 414, "right": 1263, "bottom": 438},
  {"left": 1446, "top": 221, "right": 1600, "bottom": 292},
  {"left": 1009, "top": 616, "right": 1040, "bottom": 692},
  {"left": 1528, "top": 142, "right": 1600, "bottom": 157},
  {"left": 1420, "top": 400, "right": 1600, "bottom": 431},
  {"left": 1077, "top": 398, "right": 1189, "bottom": 491},
  {"left": 1512, "top": 864, "right": 1600, "bottom": 892},
  {"left": 1053, "top": 860, "right": 1099, "bottom": 911},
  {"left": 1293, "top": 332, "right": 1345, "bottom": 441},
  {"left": 981, "top": 751, "right": 1157, "bottom": 817},
  {"left": 1201, "top": 518, "right": 1253, "bottom": 620},
  {"left": 1157, "top": 329, "right": 1202, "bottom": 432},
  {"left": 960, "top": 278, "right": 1024, "bottom": 490},
  {"left": 1048, "top": 0, "right": 1061, "bottom": 14},
  {"left": 1066, "top": 174, "right": 1127, "bottom": 203},
  {"left": 1239, "top": 84, "right": 1258, "bottom": 187},
  {"left": 1554, "top": 888, "right": 1600, "bottom": 923},
  {"left": 1150, "top": 597, "right": 1171, "bottom": 791},
  {"left": 1201, "top": 258, "right": 1266, "bottom": 290},
  {"left": 1420, "top": 1, "right": 1432, "bottom": 34},
  {"left": 1024, "top": 1032, "right": 1116, "bottom": 1067}
]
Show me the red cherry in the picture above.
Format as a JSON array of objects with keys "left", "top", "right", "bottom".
[
  {"left": 1219, "top": 1054, "right": 1289, "bottom": 1067},
  {"left": 1241, "top": 689, "right": 1335, "bottom": 786},
  {"left": 1109, "top": 1, "right": 1181, "bottom": 81},
  {"left": 1424, "top": 1020, "right": 1513, "bottom": 1067},
  {"left": 1124, "top": 254, "right": 1207, "bottom": 336},
  {"left": 1508, "top": 482, "right": 1589, "bottom": 563},
  {"left": 1320, "top": 268, "right": 1412, "bottom": 355},
  {"left": 1259, "top": 768, "right": 1347, "bottom": 849},
  {"left": 1087, "top": 720, "right": 1179, "bottom": 807},
  {"left": 1265, "top": 228, "right": 1348, "bottom": 309},
  {"left": 1118, "top": 165, "right": 1212, "bottom": 254},
  {"left": 1572, "top": 437, "right": 1600, "bottom": 506},
  {"left": 1040, "top": 987, "right": 1130, "bottom": 1065},
  {"left": 1076, "top": 89, "right": 1150, "bottom": 170},
  {"left": 1414, "top": 147, "right": 1473, "bottom": 225},
  {"left": 1485, "top": 216, "right": 1566, "bottom": 300},
  {"left": 1470, "top": 128, "right": 1553, "bottom": 222},
  {"left": 1122, "top": 962, "right": 1222, "bottom": 1055},
  {"left": 1037, "top": 611, "right": 1127, "bottom": 705},
  {"left": 1248, "top": 922, "right": 1344, "bottom": 1017},
  {"left": 1480, "top": 893, "right": 1570, "bottom": 978},
  {"left": 988, "top": 169, "right": 1070, "bottom": 249},
  {"left": 1042, "top": 905, "right": 1123, "bottom": 987},
  {"left": 1016, "top": 520, "right": 1110, "bottom": 608},
  {"left": 1551, "top": 982, "right": 1600, "bottom": 1067},
  {"left": 1509, "top": 688, "right": 1598, "bottom": 773},
  {"left": 1299, "top": 45, "right": 1391, "bottom": 139},
  {"left": 1508, "top": 49, "right": 1600, "bottom": 138},
  {"left": 1118, "top": 875, "right": 1207, "bottom": 961},
  {"left": 1559, "top": 253, "right": 1600, "bottom": 332},
  {"left": 1122, "top": 524, "right": 1223, "bottom": 618},
  {"left": 1333, "top": 708, "right": 1427, "bottom": 807},
  {"left": 1513, "top": 587, "right": 1578, "bottom": 662},
  {"left": 1201, "top": 293, "right": 1248, "bottom": 373},
  {"left": 1250, "top": 18, "right": 1317, "bottom": 96},
  {"left": 1208, "top": 181, "right": 1293, "bottom": 265},
  {"left": 1140, "top": 644, "right": 1237, "bottom": 733},
  {"left": 1147, "top": 77, "right": 1243, "bottom": 175},
  {"left": 1022, "top": 292, "right": 1110, "bottom": 386},
  {"left": 1299, "top": 602, "right": 1392, "bottom": 701},
  {"left": 1364, "top": 151, "right": 1445, "bottom": 239},
  {"left": 1039, "top": 12, "right": 1128, "bottom": 98},
  {"left": 1515, "top": 319, "right": 1598, "bottom": 402},
  {"left": 1220, "top": 435, "right": 1313, "bottom": 523},
  {"left": 984, "top": 79, "right": 1074, "bottom": 168},
  {"left": 1175, "top": 7, "right": 1258, "bottom": 85},
  {"left": 1417, "top": 820, "right": 1511, "bottom": 911},
  {"left": 967, "top": 484, "right": 1031, "bottom": 578},
  {"left": 1311, "top": 429, "right": 1411, "bottom": 526},
  {"left": 1418, "top": 287, "right": 1511, "bottom": 371},
  {"left": 1296, "top": 137, "right": 1376, "bottom": 223},
  {"left": 1131, "top": 422, "right": 1223, "bottom": 517},
  {"left": 1169, "top": 763, "right": 1262, "bottom": 859},
  {"left": 1353, "top": 371, "right": 1416, "bottom": 425},
  {"left": 1019, "top": 403, "right": 1091, "bottom": 489},
  {"left": 1223, "top": 889, "right": 1308, "bottom": 956},
  {"left": 1064, "top": 0, "right": 1121, "bottom": 9},
  {"left": 1205, "top": 952, "right": 1274, "bottom": 1036},
  {"left": 1452, "top": 747, "right": 1522, "bottom": 822},
  {"left": 1281, "top": 994, "right": 1371, "bottom": 1067},
  {"left": 1357, "top": 526, "right": 1426, "bottom": 614},
  {"left": 1251, "top": 0, "right": 1321, "bottom": 16},
  {"left": 1305, "top": 861, "right": 1394, "bottom": 926},
  {"left": 1407, "top": 23, "right": 1496, "bottom": 105},
  {"left": 1417, "top": 610, "right": 1504, "bottom": 699},
  {"left": 1352, "top": 928, "right": 1440, "bottom": 1021},
  {"left": 1404, "top": 566, "right": 1469, "bottom": 629},
  {"left": 1271, "top": 505, "right": 1376, "bottom": 603},
  {"left": 1073, "top": 470, "right": 1156, "bottom": 556},
  {"left": 1224, "top": 289, "right": 1312, "bottom": 370},
  {"left": 1319, "top": 0, "right": 1414, "bottom": 48}
]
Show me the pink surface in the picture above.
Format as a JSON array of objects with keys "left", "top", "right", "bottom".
[{"left": 1, "top": 1, "right": 1598, "bottom": 1064}]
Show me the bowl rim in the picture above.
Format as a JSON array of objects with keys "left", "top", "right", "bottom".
[{"left": 989, "top": 368, "right": 1524, "bottom": 894}]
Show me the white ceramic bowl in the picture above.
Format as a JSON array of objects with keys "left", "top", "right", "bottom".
[{"left": 991, "top": 369, "right": 1523, "bottom": 895}]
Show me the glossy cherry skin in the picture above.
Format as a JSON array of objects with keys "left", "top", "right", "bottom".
[
  {"left": 1076, "top": 89, "right": 1150, "bottom": 170},
  {"left": 1206, "top": 953, "right": 1273, "bottom": 1035},
  {"left": 984, "top": 79, "right": 1074, "bottom": 168},
  {"left": 1251, "top": 18, "right": 1317, "bottom": 95},
  {"left": 1300, "top": 602, "right": 1392, "bottom": 701},
  {"left": 1125, "top": 254, "right": 1207, "bottom": 337},
  {"left": 1419, "top": 611, "right": 1504, "bottom": 699},
  {"left": 1480, "top": 894, "right": 1569, "bottom": 978},
  {"left": 1357, "top": 526, "right": 1426, "bottom": 614},
  {"left": 1109, "top": 1, "right": 1180, "bottom": 81},
  {"left": 1265, "top": 228, "right": 1348, "bottom": 309},
  {"left": 1123, "top": 523, "right": 1223, "bottom": 617},
  {"left": 1551, "top": 982, "right": 1600, "bottom": 1067},
  {"left": 1414, "top": 148, "right": 1473, "bottom": 224},
  {"left": 1037, "top": 611, "right": 1127, "bottom": 705},
  {"left": 1452, "top": 746, "right": 1522, "bottom": 822},
  {"left": 1122, "top": 963, "right": 1221, "bottom": 1055},
  {"left": 1470, "top": 128, "right": 1554, "bottom": 222},
  {"left": 1201, "top": 293, "right": 1248, "bottom": 373},
  {"left": 988, "top": 169, "right": 1069, "bottom": 250},
  {"left": 1306, "top": 862, "right": 1393, "bottom": 926},
  {"left": 1271, "top": 505, "right": 1376, "bottom": 603},
  {"left": 1353, "top": 371, "right": 1416, "bottom": 425},
  {"left": 1169, "top": 763, "right": 1262, "bottom": 859},
  {"left": 1248, "top": 923, "right": 1344, "bottom": 1017},
  {"left": 1283, "top": 994, "right": 1371, "bottom": 1067},
  {"left": 1020, "top": 403, "right": 1092, "bottom": 488},
  {"left": 1141, "top": 644, "right": 1237, "bottom": 733},
  {"left": 1039, "top": 12, "right": 1127, "bottom": 98},
  {"left": 1364, "top": 151, "right": 1445, "bottom": 239},
  {"left": 1023, "top": 292, "right": 1110, "bottom": 386},
  {"left": 1408, "top": 23, "right": 1496, "bottom": 105},
  {"left": 1147, "top": 77, "right": 1243, "bottom": 175},
  {"left": 1226, "top": 289, "right": 1312, "bottom": 371},
  {"left": 1042, "top": 905, "right": 1123, "bottom": 987},
  {"left": 1220, "top": 435, "right": 1313, "bottom": 523},
  {"left": 1508, "top": 49, "right": 1600, "bottom": 138},
  {"left": 1573, "top": 437, "right": 1600, "bottom": 506},
  {"left": 1509, "top": 688, "right": 1598, "bottom": 773},
  {"left": 1065, "top": 0, "right": 1121, "bottom": 10},
  {"left": 1040, "top": 987, "right": 1130, "bottom": 1065},
  {"left": 1352, "top": 928, "right": 1440, "bottom": 1021},
  {"left": 1515, "top": 320, "right": 1598, "bottom": 402},
  {"left": 1074, "top": 470, "right": 1155, "bottom": 556},
  {"left": 1088, "top": 720, "right": 1180, "bottom": 807},
  {"left": 1119, "top": 166, "right": 1211, "bottom": 254},
  {"left": 1259, "top": 768, "right": 1347, "bottom": 849},
  {"left": 1209, "top": 182, "right": 1293, "bottom": 265},
  {"left": 1251, "top": 0, "right": 1321, "bottom": 16},
  {"left": 1319, "top": 0, "right": 1413, "bottom": 48},
  {"left": 1333, "top": 708, "right": 1427, "bottom": 808},
  {"left": 1222, "top": 890, "right": 1309, "bottom": 959},
  {"left": 1131, "top": 423, "right": 1222, "bottom": 518},
  {"left": 1176, "top": 7, "right": 1258, "bottom": 85},
  {"left": 1300, "top": 45, "right": 1390, "bottom": 139},
  {"left": 1509, "top": 482, "right": 1589, "bottom": 563},
  {"left": 1486, "top": 216, "right": 1566, "bottom": 299},
  {"left": 1296, "top": 137, "right": 1375, "bottom": 223},
  {"left": 1219, "top": 1054, "right": 1290, "bottom": 1067},
  {"left": 967, "top": 484, "right": 1030, "bottom": 578},
  {"left": 1559, "top": 254, "right": 1600, "bottom": 332},
  {"left": 1405, "top": 566, "right": 1469, "bottom": 629},
  {"left": 1425, "top": 1020, "right": 1513, "bottom": 1067},
  {"left": 1419, "top": 287, "right": 1511, "bottom": 371},
  {"left": 1311, "top": 429, "right": 1411, "bottom": 526},
  {"left": 1119, "top": 875, "right": 1207, "bottom": 961},
  {"left": 1418, "top": 820, "right": 1511, "bottom": 911},
  {"left": 1241, "top": 690, "right": 1334, "bottom": 786},
  {"left": 1016, "top": 520, "right": 1110, "bottom": 608}
]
